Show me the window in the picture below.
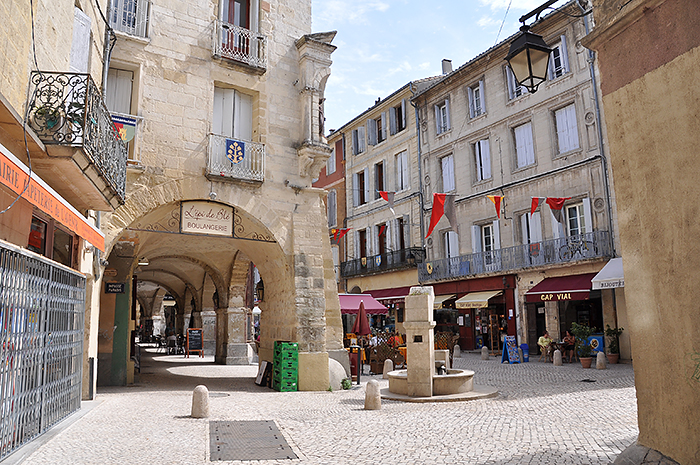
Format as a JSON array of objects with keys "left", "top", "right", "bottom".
[
  {"left": 395, "top": 216, "right": 407, "bottom": 251},
  {"left": 105, "top": 68, "right": 133, "bottom": 114},
  {"left": 376, "top": 223, "right": 387, "bottom": 256},
  {"left": 368, "top": 113, "right": 387, "bottom": 145},
  {"left": 353, "top": 169, "right": 369, "bottom": 206},
  {"left": 554, "top": 104, "right": 579, "bottom": 154},
  {"left": 327, "top": 190, "right": 337, "bottom": 227},
  {"left": 468, "top": 80, "right": 486, "bottom": 118},
  {"left": 352, "top": 126, "right": 366, "bottom": 155},
  {"left": 390, "top": 99, "right": 407, "bottom": 135},
  {"left": 474, "top": 139, "right": 491, "bottom": 181},
  {"left": 506, "top": 66, "right": 528, "bottom": 100},
  {"left": 326, "top": 146, "right": 336, "bottom": 175},
  {"left": 441, "top": 155, "right": 455, "bottom": 192},
  {"left": 548, "top": 35, "right": 570, "bottom": 80},
  {"left": 395, "top": 151, "right": 409, "bottom": 191},
  {"left": 435, "top": 99, "right": 451, "bottom": 135},
  {"left": 566, "top": 203, "right": 587, "bottom": 236},
  {"left": 482, "top": 224, "right": 494, "bottom": 254},
  {"left": 472, "top": 222, "right": 501, "bottom": 271},
  {"left": 514, "top": 122, "right": 535, "bottom": 168},
  {"left": 358, "top": 229, "right": 368, "bottom": 258},
  {"left": 444, "top": 230, "right": 459, "bottom": 258},
  {"left": 213, "top": 86, "right": 253, "bottom": 140},
  {"left": 110, "top": 0, "right": 150, "bottom": 38},
  {"left": 374, "top": 161, "right": 384, "bottom": 200},
  {"left": 28, "top": 215, "right": 75, "bottom": 267},
  {"left": 28, "top": 217, "right": 47, "bottom": 255},
  {"left": 520, "top": 212, "right": 542, "bottom": 245},
  {"left": 53, "top": 228, "right": 74, "bottom": 268}
]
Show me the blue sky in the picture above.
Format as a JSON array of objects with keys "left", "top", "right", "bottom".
[{"left": 311, "top": 0, "right": 567, "bottom": 132}]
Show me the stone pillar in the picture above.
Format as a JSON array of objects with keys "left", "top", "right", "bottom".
[
  {"left": 215, "top": 307, "right": 251, "bottom": 365},
  {"left": 403, "top": 286, "right": 435, "bottom": 398},
  {"left": 201, "top": 310, "right": 216, "bottom": 355}
]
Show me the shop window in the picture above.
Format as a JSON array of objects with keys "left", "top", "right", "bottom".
[
  {"left": 52, "top": 228, "right": 73, "bottom": 267},
  {"left": 28, "top": 217, "right": 47, "bottom": 255}
]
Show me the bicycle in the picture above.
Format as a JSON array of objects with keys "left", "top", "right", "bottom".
[{"left": 559, "top": 236, "right": 597, "bottom": 260}]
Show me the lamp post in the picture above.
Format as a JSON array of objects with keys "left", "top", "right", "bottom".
[{"left": 504, "top": 0, "right": 560, "bottom": 93}]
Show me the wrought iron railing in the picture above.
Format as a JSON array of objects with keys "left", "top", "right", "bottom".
[
  {"left": 419, "top": 230, "right": 611, "bottom": 283},
  {"left": 213, "top": 20, "right": 267, "bottom": 70},
  {"left": 27, "top": 72, "right": 128, "bottom": 203},
  {"left": 207, "top": 134, "right": 265, "bottom": 182},
  {"left": 341, "top": 247, "right": 426, "bottom": 278},
  {"left": 0, "top": 240, "right": 86, "bottom": 460},
  {"left": 109, "top": 0, "right": 150, "bottom": 37}
]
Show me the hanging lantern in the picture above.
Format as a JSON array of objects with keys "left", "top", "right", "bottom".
[{"left": 505, "top": 25, "right": 552, "bottom": 93}]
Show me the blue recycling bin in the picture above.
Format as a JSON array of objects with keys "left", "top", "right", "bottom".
[
  {"left": 476, "top": 336, "right": 484, "bottom": 349},
  {"left": 520, "top": 343, "right": 529, "bottom": 362}
]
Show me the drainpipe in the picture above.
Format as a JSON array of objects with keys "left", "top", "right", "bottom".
[
  {"left": 578, "top": 1, "right": 616, "bottom": 257},
  {"left": 409, "top": 82, "right": 426, "bottom": 247}
]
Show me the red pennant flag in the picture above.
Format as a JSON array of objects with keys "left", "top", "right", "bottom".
[
  {"left": 487, "top": 195, "right": 503, "bottom": 219},
  {"left": 379, "top": 191, "right": 396, "bottom": 215},
  {"left": 426, "top": 193, "right": 447, "bottom": 239},
  {"left": 336, "top": 228, "right": 351, "bottom": 241},
  {"left": 546, "top": 197, "right": 570, "bottom": 223},
  {"left": 531, "top": 197, "right": 546, "bottom": 215},
  {"left": 379, "top": 225, "right": 386, "bottom": 237}
]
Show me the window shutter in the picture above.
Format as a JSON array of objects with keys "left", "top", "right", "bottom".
[
  {"left": 250, "top": 0, "right": 260, "bottom": 32},
  {"left": 442, "top": 155, "right": 454, "bottom": 192},
  {"left": 468, "top": 87, "right": 475, "bottom": 118},
  {"left": 352, "top": 173, "right": 358, "bottom": 207},
  {"left": 367, "top": 119, "right": 376, "bottom": 146},
  {"left": 70, "top": 8, "right": 91, "bottom": 73},
  {"left": 582, "top": 197, "right": 592, "bottom": 234},
  {"left": 358, "top": 126, "right": 366, "bottom": 152},
  {"left": 471, "top": 225, "right": 481, "bottom": 253},
  {"left": 525, "top": 123, "right": 535, "bottom": 165},
  {"left": 401, "top": 151, "right": 409, "bottom": 190},
  {"left": 381, "top": 112, "right": 387, "bottom": 141},
  {"left": 401, "top": 99, "right": 407, "bottom": 129},
  {"left": 481, "top": 140, "right": 491, "bottom": 179},
  {"left": 354, "top": 231, "right": 360, "bottom": 259},
  {"left": 389, "top": 106, "right": 397, "bottom": 135},
  {"left": 105, "top": 68, "right": 133, "bottom": 114},
  {"left": 506, "top": 67, "right": 515, "bottom": 100},
  {"left": 328, "top": 190, "right": 337, "bottom": 227},
  {"left": 493, "top": 220, "right": 501, "bottom": 249},
  {"left": 447, "top": 231, "right": 459, "bottom": 258},
  {"left": 445, "top": 99, "right": 451, "bottom": 130},
  {"left": 478, "top": 80, "right": 486, "bottom": 114},
  {"left": 521, "top": 213, "right": 530, "bottom": 244},
  {"left": 363, "top": 167, "right": 370, "bottom": 203},
  {"left": 555, "top": 107, "right": 569, "bottom": 153},
  {"left": 434, "top": 105, "right": 441, "bottom": 133},
  {"left": 530, "top": 212, "right": 543, "bottom": 243},
  {"left": 566, "top": 104, "right": 579, "bottom": 150},
  {"left": 515, "top": 124, "right": 528, "bottom": 167},
  {"left": 548, "top": 48, "right": 555, "bottom": 80},
  {"left": 234, "top": 91, "right": 253, "bottom": 141},
  {"left": 550, "top": 210, "right": 563, "bottom": 239},
  {"left": 352, "top": 129, "right": 358, "bottom": 155},
  {"left": 560, "top": 35, "right": 569, "bottom": 73},
  {"left": 402, "top": 214, "right": 410, "bottom": 248}
]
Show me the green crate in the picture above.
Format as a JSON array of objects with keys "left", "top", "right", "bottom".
[
  {"left": 275, "top": 358, "right": 298, "bottom": 370},
  {"left": 273, "top": 350, "right": 299, "bottom": 362},
  {"left": 273, "top": 367, "right": 297, "bottom": 381},
  {"left": 274, "top": 341, "right": 298, "bottom": 352},
  {"left": 272, "top": 378, "right": 297, "bottom": 392}
]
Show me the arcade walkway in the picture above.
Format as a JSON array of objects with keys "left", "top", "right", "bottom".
[{"left": 6, "top": 349, "right": 638, "bottom": 464}]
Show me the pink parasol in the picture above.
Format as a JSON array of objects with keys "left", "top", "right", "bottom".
[{"left": 351, "top": 301, "right": 371, "bottom": 336}]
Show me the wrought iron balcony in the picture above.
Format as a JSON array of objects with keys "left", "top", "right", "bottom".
[
  {"left": 27, "top": 72, "right": 127, "bottom": 210},
  {"left": 207, "top": 134, "right": 264, "bottom": 183},
  {"left": 213, "top": 20, "right": 267, "bottom": 71},
  {"left": 109, "top": 0, "right": 150, "bottom": 38},
  {"left": 341, "top": 247, "right": 426, "bottom": 278},
  {"left": 419, "top": 230, "right": 612, "bottom": 283}
]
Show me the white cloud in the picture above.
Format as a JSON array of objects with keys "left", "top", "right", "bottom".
[
  {"left": 478, "top": 0, "right": 567, "bottom": 12},
  {"left": 315, "top": 0, "right": 390, "bottom": 25},
  {"left": 477, "top": 15, "right": 500, "bottom": 28}
]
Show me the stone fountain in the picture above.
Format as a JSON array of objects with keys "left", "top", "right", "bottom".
[{"left": 382, "top": 286, "right": 498, "bottom": 402}]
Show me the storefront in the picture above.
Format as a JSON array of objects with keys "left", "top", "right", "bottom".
[
  {"left": 338, "top": 294, "right": 388, "bottom": 334},
  {"left": 367, "top": 286, "right": 413, "bottom": 333}
]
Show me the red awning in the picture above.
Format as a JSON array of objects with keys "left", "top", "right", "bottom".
[
  {"left": 338, "top": 294, "right": 388, "bottom": 315},
  {"left": 524, "top": 273, "right": 597, "bottom": 303},
  {"left": 367, "top": 286, "right": 412, "bottom": 304}
]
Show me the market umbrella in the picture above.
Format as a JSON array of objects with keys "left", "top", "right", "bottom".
[{"left": 351, "top": 301, "right": 371, "bottom": 336}]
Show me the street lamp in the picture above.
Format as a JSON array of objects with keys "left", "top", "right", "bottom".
[{"left": 505, "top": 24, "right": 552, "bottom": 93}]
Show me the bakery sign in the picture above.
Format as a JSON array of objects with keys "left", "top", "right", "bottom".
[{"left": 180, "top": 201, "right": 233, "bottom": 237}]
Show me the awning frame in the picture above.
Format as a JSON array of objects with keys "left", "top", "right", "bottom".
[{"left": 455, "top": 290, "right": 504, "bottom": 309}]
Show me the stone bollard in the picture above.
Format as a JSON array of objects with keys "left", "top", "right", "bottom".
[
  {"left": 364, "top": 379, "right": 381, "bottom": 410},
  {"left": 382, "top": 359, "right": 394, "bottom": 379},
  {"left": 453, "top": 344, "right": 461, "bottom": 358},
  {"left": 191, "top": 385, "right": 210, "bottom": 418},
  {"left": 596, "top": 352, "right": 607, "bottom": 370},
  {"left": 481, "top": 346, "right": 489, "bottom": 360},
  {"left": 553, "top": 349, "right": 563, "bottom": 366}
]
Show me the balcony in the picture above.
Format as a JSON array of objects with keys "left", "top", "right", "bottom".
[
  {"left": 207, "top": 134, "right": 264, "bottom": 183},
  {"left": 213, "top": 20, "right": 267, "bottom": 72},
  {"left": 341, "top": 247, "right": 426, "bottom": 278},
  {"left": 27, "top": 72, "right": 127, "bottom": 211},
  {"left": 109, "top": 0, "right": 150, "bottom": 38},
  {"left": 419, "top": 231, "right": 612, "bottom": 283}
]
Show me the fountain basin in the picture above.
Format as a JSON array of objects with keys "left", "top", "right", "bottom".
[{"left": 387, "top": 368, "right": 475, "bottom": 396}]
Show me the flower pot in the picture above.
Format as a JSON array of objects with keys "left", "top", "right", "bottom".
[
  {"left": 607, "top": 353, "right": 619, "bottom": 364},
  {"left": 579, "top": 357, "right": 593, "bottom": 368}
]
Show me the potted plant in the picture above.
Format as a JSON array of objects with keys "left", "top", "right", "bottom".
[
  {"left": 571, "top": 322, "right": 596, "bottom": 368},
  {"left": 605, "top": 325, "right": 624, "bottom": 364}
]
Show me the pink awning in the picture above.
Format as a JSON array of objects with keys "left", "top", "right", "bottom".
[{"left": 338, "top": 294, "right": 388, "bottom": 315}]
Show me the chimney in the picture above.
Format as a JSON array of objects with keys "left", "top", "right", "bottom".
[{"left": 441, "top": 59, "right": 452, "bottom": 75}]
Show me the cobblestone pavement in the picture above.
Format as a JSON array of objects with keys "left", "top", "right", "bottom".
[{"left": 14, "top": 348, "right": 638, "bottom": 465}]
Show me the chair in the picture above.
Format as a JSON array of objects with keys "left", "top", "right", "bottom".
[
  {"left": 166, "top": 338, "right": 177, "bottom": 355},
  {"left": 538, "top": 343, "right": 553, "bottom": 362}
]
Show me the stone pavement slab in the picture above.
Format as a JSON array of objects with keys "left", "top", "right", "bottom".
[{"left": 10, "top": 349, "right": 638, "bottom": 465}]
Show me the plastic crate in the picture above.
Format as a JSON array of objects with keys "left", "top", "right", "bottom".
[
  {"left": 272, "top": 378, "right": 297, "bottom": 392},
  {"left": 274, "top": 341, "right": 298, "bottom": 352},
  {"left": 273, "top": 350, "right": 299, "bottom": 362},
  {"left": 275, "top": 358, "right": 298, "bottom": 370},
  {"left": 273, "top": 367, "right": 297, "bottom": 381}
]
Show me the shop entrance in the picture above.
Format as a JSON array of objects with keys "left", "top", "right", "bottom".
[{"left": 527, "top": 303, "right": 546, "bottom": 354}]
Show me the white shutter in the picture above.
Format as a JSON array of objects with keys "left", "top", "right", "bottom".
[
  {"left": 385, "top": 220, "right": 393, "bottom": 251},
  {"left": 354, "top": 231, "right": 360, "bottom": 258},
  {"left": 448, "top": 231, "right": 459, "bottom": 258},
  {"left": 481, "top": 140, "right": 491, "bottom": 179},
  {"left": 363, "top": 167, "right": 370, "bottom": 203},
  {"left": 445, "top": 99, "right": 451, "bottom": 130},
  {"left": 530, "top": 212, "right": 543, "bottom": 242},
  {"left": 493, "top": 220, "right": 501, "bottom": 249},
  {"left": 582, "top": 197, "right": 592, "bottom": 234},
  {"left": 468, "top": 87, "right": 475, "bottom": 118},
  {"left": 358, "top": 126, "right": 366, "bottom": 152},
  {"left": 478, "top": 80, "right": 486, "bottom": 114},
  {"left": 352, "top": 173, "right": 358, "bottom": 207},
  {"left": 401, "top": 99, "right": 407, "bottom": 129},
  {"left": 560, "top": 35, "right": 569, "bottom": 73},
  {"left": 525, "top": 123, "right": 535, "bottom": 165},
  {"left": 442, "top": 155, "right": 455, "bottom": 192},
  {"left": 402, "top": 214, "right": 410, "bottom": 248},
  {"left": 381, "top": 112, "right": 387, "bottom": 141},
  {"left": 566, "top": 104, "right": 579, "bottom": 150},
  {"left": 234, "top": 91, "right": 253, "bottom": 141},
  {"left": 367, "top": 119, "right": 376, "bottom": 146},
  {"left": 105, "top": 68, "right": 133, "bottom": 114},
  {"left": 521, "top": 213, "right": 530, "bottom": 244},
  {"left": 250, "top": 0, "right": 259, "bottom": 32},
  {"left": 471, "top": 225, "right": 481, "bottom": 253},
  {"left": 506, "top": 67, "right": 515, "bottom": 100},
  {"left": 352, "top": 129, "right": 358, "bottom": 155},
  {"left": 515, "top": 124, "right": 528, "bottom": 167},
  {"left": 550, "top": 210, "right": 563, "bottom": 239},
  {"left": 401, "top": 151, "right": 409, "bottom": 190},
  {"left": 435, "top": 105, "right": 441, "bottom": 133},
  {"left": 389, "top": 106, "right": 397, "bottom": 135},
  {"left": 70, "top": 8, "right": 91, "bottom": 73}
]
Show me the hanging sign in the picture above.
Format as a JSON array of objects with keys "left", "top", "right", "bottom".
[
  {"left": 501, "top": 335, "right": 521, "bottom": 364},
  {"left": 111, "top": 114, "right": 137, "bottom": 142},
  {"left": 180, "top": 201, "right": 234, "bottom": 236},
  {"left": 105, "top": 282, "right": 125, "bottom": 294}
]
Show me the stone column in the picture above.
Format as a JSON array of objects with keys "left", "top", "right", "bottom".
[
  {"left": 215, "top": 306, "right": 251, "bottom": 365},
  {"left": 404, "top": 286, "right": 435, "bottom": 397}
]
